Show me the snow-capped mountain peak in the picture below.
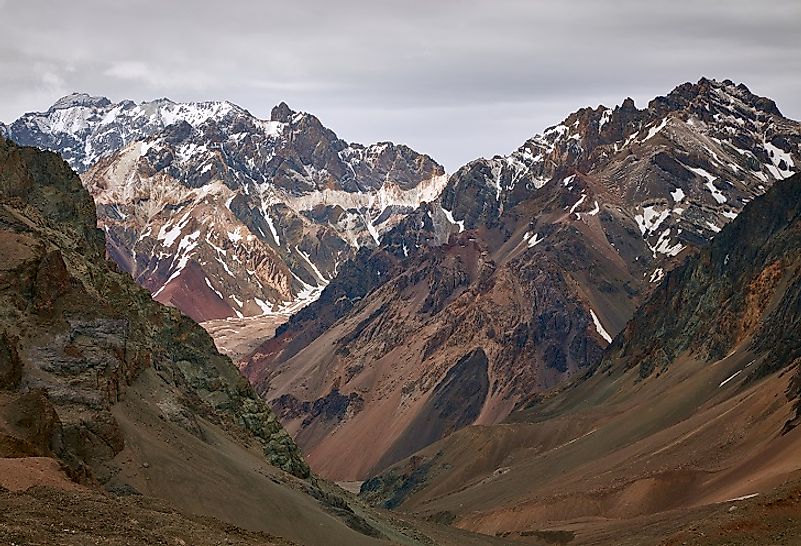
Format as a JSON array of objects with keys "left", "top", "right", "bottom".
[
  {"left": 6, "top": 94, "right": 247, "bottom": 172},
  {"left": 440, "top": 78, "right": 799, "bottom": 265},
  {"left": 5, "top": 94, "right": 446, "bottom": 324},
  {"left": 49, "top": 92, "right": 113, "bottom": 111}
]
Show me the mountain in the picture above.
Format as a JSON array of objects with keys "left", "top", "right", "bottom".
[
  {"left": 243, "top": 78, "right": 801, "bottom": 480},
  {"left": 359, "top": 173, "right": 801, "bottom": 544},
  {"left": 5, "top": 94, "right": 446, "bottom": 323},
  {"left": 5, "top": 93, "right": 227, "bottom": 172},
  {"left": 0, "top": 135, "right": 515, "bottom": 546}
]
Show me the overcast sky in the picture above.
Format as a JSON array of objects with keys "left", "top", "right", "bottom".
[{"left": 2, "top": 0, "right": 800, "bottom": 170}]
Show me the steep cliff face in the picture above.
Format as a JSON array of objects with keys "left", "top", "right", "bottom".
[
  {"left": 244, "top": 78, "right": 801, "bottom": 480},
  {"left": 0, "top": 135, "right": 307, "bottom": 479},
  {"left": 356, "top": 175, "right": 801, "bottom": 544}
]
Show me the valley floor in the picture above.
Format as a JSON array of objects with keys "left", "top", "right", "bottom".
[
  {"left": 0, "top": 484, "right": 296, "bottom": 546},
  {"left": 202, "top": 315, "right": 289, "bottom": 363},
  {"left": 3, "top": 470, "right": 800, "bottom": 546}
]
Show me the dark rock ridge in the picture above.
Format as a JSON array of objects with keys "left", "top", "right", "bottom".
[
  {"left": 243, "top": 78, "right": 801, "bottom": 480},
  {"left": 599, "top": 172, "right": 801, "bottom": 423},
  {"left": 4, "top": 95, "right": 446, "bottom": 323},
  {"left": 0, "top": 135, "right": 308, "bottom": 480}
]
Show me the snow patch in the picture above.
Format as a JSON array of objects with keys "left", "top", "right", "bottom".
[
  {"left": 635, "top": 206, "right": 670, "bottom": 236},
  {"left": 204, "top": 277, "right": 224, "bottom": 300},
  {"left": 158, "top": 222, "right": 184, "bottom": 249},
  {"left": 295, "top": 246, "right": 328, "bottom": 285},
  {"left": 764, "top": 141, "right": 794, "bottom": 179},
  {"left": 723, "top": 493, "right": 759, "bottom": 503},
  {"left": 590, "top": 309, "right": 613, "bottom": 343},
  {"left": 523, "top": 231, "right": 544, "bottom": 247},
  {"left": 670, "top": 188, "right": 685, "bottom": 202},
  {"left": 649, "top": 268, "right": 665, "bottom": 283},
  {"left": 227, "top": 227, "right": 243, "bottom": 244},
  {"left": 363, "top": 215, "right": 381, "bottom": 246},
  {"left": 642, "top": 117, "right": 668, "bottom": 142},
  {"left": 688, "top": 167, "right": 727, "bottom": 204},
  {"left": 719, "top": 370, "right": 742, "bottom": 388},
  {"left": 568, "top": 193, "right": 587, "bottom": 218},
  {"left": 441, "top": 206, "right": 465, "bottom": 233},
  {"left": 216, "top": 256, "right": 234, "bottom": 277},
  {"left": 598, "top": 109, "right": 613, "bottom": 131},
  {"left": 653, "top": 228, "right": 684, "bottom": 256},
  {"left": 264, "top": 213, "right": 281, "bottom": 246},
  {"left": 254, "top": 297, "right": 273, "bottom": 315}
]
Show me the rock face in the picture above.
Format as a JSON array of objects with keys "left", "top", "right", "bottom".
[
  {"left": 357, "top": 174, "right": 801, "bottom": 544},
  {"left": 601, "top": 172, "right": 801, "bottom": 410},
  {"left": 243, "top": 78, "right": 801, "bottom": 480},
  {"left": 0, "top": 134, "right": 307, "bottom": 479},
  {"left": 5, "top": 94, "right": 446, "bottom": 322}
]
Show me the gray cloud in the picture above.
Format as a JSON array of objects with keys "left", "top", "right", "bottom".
[{"left": 2, "top": 0, "right": 800, "bottom": 170}]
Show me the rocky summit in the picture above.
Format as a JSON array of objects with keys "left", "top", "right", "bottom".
[
  {"left": 5, "top": 95, "right": 446, "bottom": 324},
  {"left": 243, "top": 78, "right": 801, "bottom": 480}
]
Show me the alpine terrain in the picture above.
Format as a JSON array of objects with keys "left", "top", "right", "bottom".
[
  {"left": 359, "top": 172, "right": 801, "bottom": 545},
  {"left": 3, "top": 94, "right": 445, "bottom": 325},
  {"left": 2, "top": 76, "right": 800, "bottom": 546},
  {"left": 0, "top": 135, "right": 515, "bottom": 546},
  {"left": 243, "top": 78, "right": 801, "bottom": 480}
]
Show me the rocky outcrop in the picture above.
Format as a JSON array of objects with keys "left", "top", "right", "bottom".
[
  {"left": 599, "top": 173, "right": 801, "bottom": 413},
  {"left": 0, "top": 333, "right": 22, "bottom": 389},
  {"left": 0, "top": 135, "right": 308, "bottom": 480}
]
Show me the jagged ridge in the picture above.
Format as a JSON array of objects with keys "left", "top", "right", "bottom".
[
  {"left": 5, "top": 95, "right": 447, "bottom": 323},
  {"left": 244, "top": 78, "right": 801, "bottom": 480}
]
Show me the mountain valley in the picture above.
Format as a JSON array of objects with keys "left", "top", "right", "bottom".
[
  {"left": 1, "top": 76, "right": 800, "bottom": 546},
  {"left": 0, "top": 135, "right": 511, "bottom": 546}
]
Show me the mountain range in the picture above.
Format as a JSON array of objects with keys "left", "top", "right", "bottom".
[
  {"left": 0, "top": 134, "right": 511, "bottom": 546},
  {"left": 360, "top": 171, "right": 801, "bottom": 544},
  {"left": 2, "top": 77, "right": 800, "bottom": 545},
  {"left": 242, "top": 78, "right": 801, "bottom": 480},
  {"left": 3, "top": 94, "right": 445, "bottom": 323}
]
